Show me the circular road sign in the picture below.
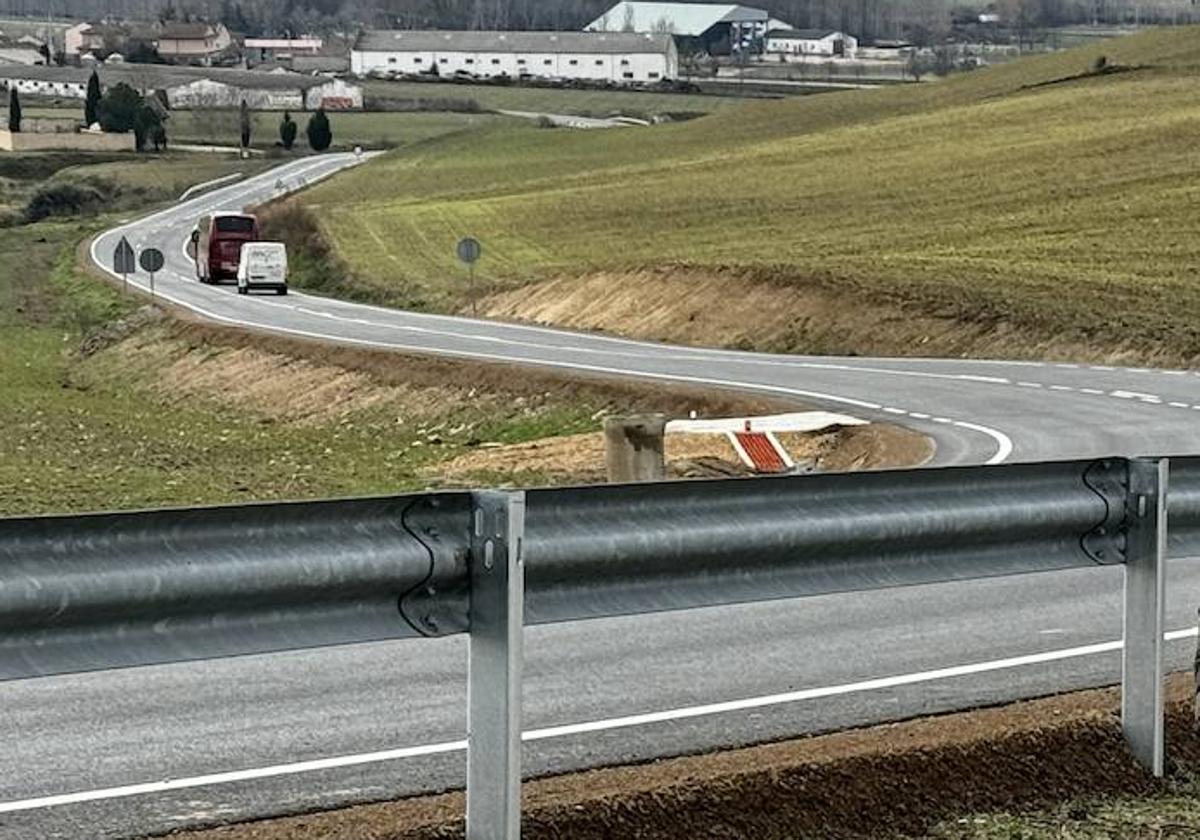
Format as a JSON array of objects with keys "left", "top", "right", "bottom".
[
  {"left": 139, "top": 248, "right": 165, "bottom": 274},
  {"left": 456, "top": 237, "right": 482, "bottom": 265}
]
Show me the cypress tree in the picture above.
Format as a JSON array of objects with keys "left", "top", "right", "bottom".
[
  {"left": 279, "top": 110, "right": 297, "bottom": 150},
  {"left": 8, "top": 88, "right": 21, "bottom": 133},
  {"left": 85, "top": 71, "right": 101, "bottom": 127}
]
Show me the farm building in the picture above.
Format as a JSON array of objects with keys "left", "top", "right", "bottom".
[
  {"left": 155, "top": 22, "right": 233, "bottom": 63},
  {"left": 160, "top": 73, "right": 362, "bottom": 110},
  {"left": 764, "top": 29, "right": 858, "bottom": 58},
  {"left": 244, "top": 37, "right": 324, "bottom": 63},
  {"left": 585, "top": 2, "right": 774, "bottom": 55},
  {"left": 352, "top": 30, "right": 677, "bottom": 83},
  {"left": 0, "top": 65, "right": 362, "bottom": 110}
]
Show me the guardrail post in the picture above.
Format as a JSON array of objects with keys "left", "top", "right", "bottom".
[
  {"left": 467, "top": 490, "right": 526, "bottom": 840},
  {"left": 1122, "top": 457, "right": 1167, "bottom": 777}
]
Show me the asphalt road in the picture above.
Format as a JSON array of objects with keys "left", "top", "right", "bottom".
[{"left": 2, "top": 154, "right": 1199, "bottom": 838}]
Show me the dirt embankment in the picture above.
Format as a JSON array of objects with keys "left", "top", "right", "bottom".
[
  {"left": 165, "top": 674, "right": 1200, "bottom": 840},
  {"left": 435, "top": 422, "right": 931, "bottom": 486},
  {"left": 479, "top": 267, "right": 1185, "bottom": 366}
]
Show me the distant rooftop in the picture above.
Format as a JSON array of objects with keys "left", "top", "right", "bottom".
[
  {"left": 585, "top": 2, "right": 769, "bottom": 37},
  {"left": 767, "top": 28, "right": 840, "bottom": 39},
  {"left": 354, "top": 29, "right": 674, "bottom": 54},
  {"left": 159, "top": 22, "right": 224, "bottom": 40}
]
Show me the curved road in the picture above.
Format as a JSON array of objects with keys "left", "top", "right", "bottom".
[{"left": 2, "top": 154, "right": 1199, "bottom": 839}]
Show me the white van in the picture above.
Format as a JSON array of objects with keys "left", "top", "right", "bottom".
[{"left": 236, "top": 242, "right": 288, "bottom": 296}]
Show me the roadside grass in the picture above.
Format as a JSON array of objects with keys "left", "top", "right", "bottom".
[
  {"left": 0, "top": 150, "right": 262, "bottom": 224},
  {"left": 924, "top": 776, "right": 1200, "bottom": 838},
  {"left": 361, "top": 78, "right": 758, "bottom": 116},
  {"left": 0, "top": 198, "right": 657, "bottom": 516},
  {"left": 287, "top": 26, "right": 1200, "bottom": 357}
]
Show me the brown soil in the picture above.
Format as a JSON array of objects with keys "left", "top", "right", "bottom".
[
  {"left": 163, "top": 674, "right": 1200, "bottom": 840},
  {"left": 434, "top": 423, "right": 932, "bottom": 486},
  {"left": 479, "top": 268, "right": 1182, "bottom": 365}
]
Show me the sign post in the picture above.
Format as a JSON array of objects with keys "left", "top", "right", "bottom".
[
  {"left": 456, "top": 237, "right": 482, "bottom": 317},
  {"left": 139, "top": 248, "right": 165, "bottom": 301},
  {"left": 113, "top": 237, "right": 136, "bottom": 295}
]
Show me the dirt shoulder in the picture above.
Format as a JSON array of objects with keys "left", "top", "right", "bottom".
[
  {"left": 433, "top": 422, "right": 931, "bottom": 486},
  {"left": 162, "top": 673, "right": 1199, "bottom": 840},
  {"left": 479, "top": 268, "right": 1189, "bottom": 367}
]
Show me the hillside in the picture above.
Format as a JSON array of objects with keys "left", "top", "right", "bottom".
[{"left": 290, "top": 27, "right": 1200, "bottom": 362}]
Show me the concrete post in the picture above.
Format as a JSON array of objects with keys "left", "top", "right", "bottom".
[{"left": 604, "top": 414, "right": 667, "bottom": 483}]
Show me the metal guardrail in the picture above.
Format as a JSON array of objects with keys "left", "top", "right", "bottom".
[{"left": 0, "top": 456, "right": 1190, "bottom": 838}]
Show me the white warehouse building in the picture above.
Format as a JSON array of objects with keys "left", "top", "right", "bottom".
[
  {"left": 352, "top": 30, "right": 678, "bottom": 84},
  {"left": 765, "top": 29, "right": 858, "bottom": 58}
]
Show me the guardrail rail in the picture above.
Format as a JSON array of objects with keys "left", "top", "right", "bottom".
[{"left": 2, "top": 455, "right": 1194, "bottom": 839}]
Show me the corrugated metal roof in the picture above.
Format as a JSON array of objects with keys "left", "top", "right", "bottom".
[
  {"left": 354, "top": 29, "right": 674, "bottom": 54},
  {"left": 585, "top": 2, "right": 768, "bottom": 36}
]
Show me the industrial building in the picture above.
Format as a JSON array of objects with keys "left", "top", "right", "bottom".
[
  {"left": 585, "top": 1, "right": 774, "bottom": 55},
  {"left": 352, "top": 30, "right": 678, "bottom": 83},
  {"left": 764, "top": 28, "right": 859, "bottom": 58}
]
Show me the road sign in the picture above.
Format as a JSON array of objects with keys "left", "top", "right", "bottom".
[
  {"left": 457, "top": 237, "right": 482, "bottom": 265},
  {"left": 113, "top": 237, "right": 135, "bottom": 275},
  {"left": 139, "top": 248, "right": 165, "bottom": 274},
  {"left": 139, "top": 248, "right": 165, "bottom": 299}
]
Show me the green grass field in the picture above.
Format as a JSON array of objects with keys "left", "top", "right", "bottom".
[
  {"left": 292, "top": 26, "right": 1200, "bottom": 358},
  {"left": 361, "top": 77, "right": 757, "bottom": 116},
  {"left": 12, "top": 106, "right": 517, "bottom": 151},
  {"left": 163, "top": 109, "right": 518, "bottom": 150},
  {"left": 0, "top": 190, "right": 660, "bottom": 515},
  {"left": 0, "top": 150, "right": 260, "bottom": 224}
]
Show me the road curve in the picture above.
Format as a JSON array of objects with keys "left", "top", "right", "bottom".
[{"left": 2, "top": 154, "right": 1198, "bottom": 839}]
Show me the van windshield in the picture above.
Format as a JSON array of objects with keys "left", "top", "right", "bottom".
[{"left": 215, "top": 216, "right": 255, "bottom": 233}]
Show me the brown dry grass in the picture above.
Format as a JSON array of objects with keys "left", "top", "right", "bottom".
[
  {"left": 163, "top": 674, "right": 1199, "bottom": 840},
  {"left": 480, "top": 268, "right": 1188, "bottom": 364}
]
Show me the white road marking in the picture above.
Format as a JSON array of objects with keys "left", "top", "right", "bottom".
[
  {"left": 3, "top": 627, "right": 1194, "bottom": 815},
  {"left": 91, "top": 196, "right": 1019, "bottom": 465}
]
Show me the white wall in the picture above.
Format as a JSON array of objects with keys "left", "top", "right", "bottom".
[
  {"left": 3, "top": 77, "right": 87, "bottom": 98},
  {"left": 166, "top": 79, "right": 303, "bottom": 110},
  {"left": 765, "top": 32, "right": 858, "bottom": 58},
  {"left": 352, "top": 45, "right": 676, "bottom": 83},
  {"left": 304, "top": 78, "right": 364, "bottom": 110}
]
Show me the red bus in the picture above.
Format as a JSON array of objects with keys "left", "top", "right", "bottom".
[{"left": 191, "top": 212, "right": 260, "bottom": 284}]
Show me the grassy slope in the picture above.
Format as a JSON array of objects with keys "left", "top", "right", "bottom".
[
  {"left": 296, "top": 28, "right": 1200, "bottom": 356},
  {"left": 0, "top": 223, "right": 615, "bottom": 514},
  {"left": 362, "top": 78, "right": 758, "bottom": 116},
  {"left": 3, "top": 174, "right": 751, "bottom": 514},
  {"left": 0, "top": 151, "right": 262, "bottom": 222}
]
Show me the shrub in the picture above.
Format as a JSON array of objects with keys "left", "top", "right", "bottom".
[
  {"left": 24, "top": 182, "right": 106, "bottom": 223},
  {"left": 279, "top": 110, "right": 297, "bottom": 149},
  {"left": 306, "top": 108, "right": 332, "bottom": 151}
]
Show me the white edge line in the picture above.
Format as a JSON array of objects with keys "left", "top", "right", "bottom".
[{"left": 3, "top": 627, "right": 1194, "bottom": 815}]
